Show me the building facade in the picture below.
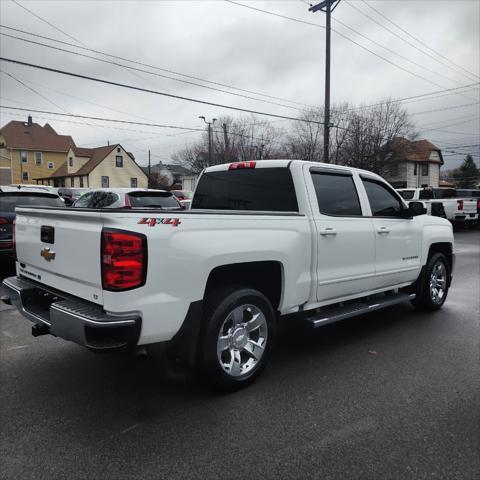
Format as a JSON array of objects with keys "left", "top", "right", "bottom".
[
  {"left": 36, "top": 144, "right": 148, "bottom": 189},
  {"left": 384, "top": 138, "right": 443, "bottom": 189},
  {"left": 0, "top": 116, "right": 74, "bottom": 184}
]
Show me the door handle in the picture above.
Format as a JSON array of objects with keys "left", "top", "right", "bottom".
[
  {"left": 377, "top": 227, "right": 391, "bottom": 234},
  {"left": 320, "top": 227, "right": 337, "bottom": 236}
]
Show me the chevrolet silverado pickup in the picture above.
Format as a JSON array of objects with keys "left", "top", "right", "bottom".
[
  {"left": 2, "top": 160, "right": 455, "bottom": 391},
  {"left": 397, "top": 187, "right": 478, "bottom": 225}
]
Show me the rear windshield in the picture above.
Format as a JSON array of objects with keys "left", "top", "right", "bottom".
[
  {"left": 0, "top": 193, "right": 64, "bottom": 212},
  {"left": 127, "top": 192, "right": 181, "bottom": 208},
  {"left": 192, "top": 167, "right": 298, "bottom": 212},
  {"left": 457, "top": 190, "right": 480, "bottom": 198},
  {"left": 398, "top": 190, "right": 415, "bottom": 200},
  {"left": 433, "top": 188, "right": 457, "bottom": 199}
]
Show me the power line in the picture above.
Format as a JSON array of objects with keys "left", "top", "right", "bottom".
[
  {"left": 11, "top": 0, "right": 87, "bottom": 47},
  {"left": 410, "top": 102, "right": 480, "bottom": 116},
  {"left": 361, "top": 0, "right": 480, "bottom": 82},
  {"left": 0, "top": 32, "right": 303, "bottom": 112},
  {"left": 345, "top": 0, "right": 479, "bottom": 85},
  {"left": 225, "top": 0, "right": 467, "bottom": 93},
  {"left": 0, "top": 24, "right": 311, "bottom": 109},
  {"left": 0, "top": 57, "right": 328, "bottom": 125}
]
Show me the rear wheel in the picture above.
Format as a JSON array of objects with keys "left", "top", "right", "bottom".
[
  {"left": 412, "top": 253, "right": 450, "bottom": 310},
  {"left": 199, "top": 286, "right": 276, "bottom": 392}
]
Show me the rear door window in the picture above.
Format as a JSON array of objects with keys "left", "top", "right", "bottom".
[
  {"left": 398, "top": 190, "right": 415, "bottom": 200},
  {"left": 192, "top": 167, "right": 298, "bottom": 212},
  {"left": 311, "top": 172, "right": 361, "bottom": 216}
]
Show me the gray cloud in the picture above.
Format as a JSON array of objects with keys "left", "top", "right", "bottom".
[{"left": 0, "top": 0, "right": 478, "bottom": 169}]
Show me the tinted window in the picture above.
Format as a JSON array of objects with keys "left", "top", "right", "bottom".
[
  {"left": 457, "top": 190, "right": 480, "bottom": 198},
  {"left": 419, "top": 189, "right": 434, "bottom": 200},
  {"left": 192, "top": 168, "right": 298, "bottom": 212},
  {"left": 128, "top": 192, "right": 181, "bottom": 208},
  {"left": 311, "top": 172, "right": 361, "bottom": 216},
  {"left": 362, "top": 179, "right": 404, "bottom": 217},
  {"left": 90, "top": 192, "right": 118, "bottom": 208},
  {"left": 398, "top": 190, "right": 415, "bottom": 200},
  {"left": 73, "top": 192, "right": 94, "bottom": 207},
  {"left": 433, "top": 188, "right": 456, "bottom": 199},
  {"left": 0, "top": 193, "right": 64, "bottom": 212}
]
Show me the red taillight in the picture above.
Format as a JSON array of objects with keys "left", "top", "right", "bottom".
[
  {"left": 457, "top": 199, "right": 463, "bottom": 210},
  {"left": 101, "top": 229, "right": 147, "bottom": 291},
  {"left": 477, "top": 199, "right": 480, "bottom": 212},
  {"left": 228, "top": 161, "right": 256, "bottom": 170},
  {"left": 0, "top": 217, "right": 10, "bottom": 224}
]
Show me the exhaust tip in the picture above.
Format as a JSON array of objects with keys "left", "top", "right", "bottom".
[{"left": 1, "top": 295, "right": 12, "bottom": 305}]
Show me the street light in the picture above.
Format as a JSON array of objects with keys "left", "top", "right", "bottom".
[{"left": 199, "top": 116, "right": 217, "bottom": 167}]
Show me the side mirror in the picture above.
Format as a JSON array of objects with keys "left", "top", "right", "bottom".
[{"left": 408, "top": 201, "right": 427, "bottom": 217}]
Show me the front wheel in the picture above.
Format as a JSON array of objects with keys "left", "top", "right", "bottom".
[
  {"left": 199, "top": 286, "right": 276, "bottom": 392},
  {"left": 412, "top": 253, "right": 450, "bottom": 310}
]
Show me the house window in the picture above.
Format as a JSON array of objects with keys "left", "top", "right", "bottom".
[
  {"left": 101, "top": 176, "right": 109, "bottom": 188},
  {"left": 115, "top": 155, "right": 123, "bottom": 167},
  {"left": 35, "top": 151, "right": 42, "bottom": 165},
  {"left": 20, "top": 151, "right": 28, "bottom": 163},
  {"left": 390, "top": 163, "right": 399, "bottom": 177},
  {"left": 130, "top": 177, "right": 138, "bottom": 188},
  {"left": 79, "top": 176, "right": 84, "bottom": 188},
  {"left": 22, "top": 171, "right": 28, "bottom": 181},
  {"left": 48, "top": 162, "right": 54, "bottom": 169},
  {"left": 69, "top": 156, "right": 73, "bottom": 167},
  {"left": 70, "top": 177, "right": 74, "bottom": 187},
  {"left": 421, "top": 163, "right": 429, "bottom": 176},
  {"left": 414, "top": 164, "right": 417, "bottom": 176},
  {"left": 117, "top": 147, "right": 121, "bottom": 153}
]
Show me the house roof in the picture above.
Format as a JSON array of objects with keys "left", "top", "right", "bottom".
[
  {"left": 387, "top": 137, "right": 444, "bottom": 164},
  {"left": 144, "top": 163, "right": 194, "bottom": 176},
  {"left": 36, "top": 144, "right": 145, "bottom": 180},
  {"left": 0, "top": 120, "right": 75, "bottom": 152}
]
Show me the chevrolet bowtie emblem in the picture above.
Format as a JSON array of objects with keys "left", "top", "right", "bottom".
[{"left": 40, "top": 247, "right": 56, "bottom": 262}]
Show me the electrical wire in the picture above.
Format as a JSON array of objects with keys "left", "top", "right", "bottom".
[{"left": 0, "top": 57, "right": 328, "bottom": 125}]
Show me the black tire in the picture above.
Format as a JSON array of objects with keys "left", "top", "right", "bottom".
[
  {"left": 412, "top": 252, "right": 450, "bottom": 311},
  {"left": 199, "top": 285, "right": 276, "bottom": 392}
]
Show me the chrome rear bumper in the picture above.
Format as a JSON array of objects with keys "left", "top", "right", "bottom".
[{"left": 2, "top": 276, "right": 141, "bottom": 351}]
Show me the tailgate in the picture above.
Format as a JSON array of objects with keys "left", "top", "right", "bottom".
[
  {"left": 15, "top": 207, "right": 104, "bottom": 305},
  {"left": 460, "top": 199, "right": 477, "bottom": 214}
]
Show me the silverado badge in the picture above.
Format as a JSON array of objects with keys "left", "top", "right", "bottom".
[{"left": 40, "top": 247, "right": 56, "bottom": 262}]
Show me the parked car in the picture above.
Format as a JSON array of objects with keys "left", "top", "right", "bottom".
[
  {"left": 57, "top": 188, "right": 89, "bottom": 206},
  {"left": 171, "top": 190, "right": 193, "bottom": 209},
  {"left": 0, "top": 186, "right": 64, "bottom": 268},
  {"left": 72, "top": 188, "right": 183, "bottom": 209},
  {"left": 3, "top": 161, "right": 454, "bottom": 391},
  {"left": 456, "top": 189, "right": 480, "bottom": 198},
  {"left": 397, "top": 187, "right": 478, "bottom": 225}
]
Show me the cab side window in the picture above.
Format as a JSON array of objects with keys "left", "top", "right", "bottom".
[
  {"left": 73, "top": 192, "right": 93, "bottom": 208},
  {"left": 311, "top": 172, "right": 362, "bottom": 216},
  {"left": 362, "top": 178, "right": 404, "bottom": 217}
]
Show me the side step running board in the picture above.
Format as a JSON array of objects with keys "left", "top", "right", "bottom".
[{"left": 306, "top": 293, "right": 416, "bottom": 328}]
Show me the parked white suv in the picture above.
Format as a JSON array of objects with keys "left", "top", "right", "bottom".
[
  {"left": 73, "top": 188, "right": 183, "bottom": 209},
  {"left": 3, "top": 161, "right": 454, "bottom": 391}
]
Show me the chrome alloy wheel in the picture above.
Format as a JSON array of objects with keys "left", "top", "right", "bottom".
[
  {"left": 429, "top": 260, "right": 447, "bottom": 305},
  {"left": 216, "top": 304, "right": 268, "bottom": 377}
]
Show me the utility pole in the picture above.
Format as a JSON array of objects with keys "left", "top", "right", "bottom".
[
  {"left": 308, "top": 0, "right": 341, "bottom": 164},
  {"left": 148, "top": 149, "right": 151, "bottom": 177},
  {"left": 199, "top": 116, "right": 217, "bottom": 167},
  {"left": 223, "top": 123, "right": 229, "bottom": 162}
]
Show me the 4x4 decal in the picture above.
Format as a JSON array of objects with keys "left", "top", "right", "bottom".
[{"left": 138, "top": 217, "right": 181, "bottom": 227}]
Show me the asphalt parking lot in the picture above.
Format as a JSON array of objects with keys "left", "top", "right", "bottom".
[{"left": 0, "top": 229, "right": 479, "bottom": 480}]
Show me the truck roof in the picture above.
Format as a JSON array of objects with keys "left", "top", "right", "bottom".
[{"left": 204, "top": 160, "right": 384, "bottom": 180}]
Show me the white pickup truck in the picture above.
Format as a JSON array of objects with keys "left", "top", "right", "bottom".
[
  {"left": 2, "top": 160, "right": 455, "bottom": 391},
  {"left": 397, "top": 187, "right": 478, "bottom": 225}
]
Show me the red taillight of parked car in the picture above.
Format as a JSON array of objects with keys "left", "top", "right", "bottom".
[
  {"left": 477, "top": 199, "right": 480, "bottom": 212},
  {"left": 101, "top": 229, "right": 147, "bottom": 291},
  {"left": 457, "top": 199, "right": 463, "bottom": 210},
  {"left": 229, "top": 161, "right": 256, "bottom": 170},
  {"left": 0, "top": 217, "right": 10, "bottom": 224}
]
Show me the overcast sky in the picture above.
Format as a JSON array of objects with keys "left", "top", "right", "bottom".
[{"left": 0, "top": 0, "right": 479, "bottom": 169}]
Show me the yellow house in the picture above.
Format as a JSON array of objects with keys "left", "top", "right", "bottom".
[
  {"left": 0, "top": 116, "right": 74, "bottom": 184},
  {"left": 36, "top": 144, "right": 148, "bottom": 189}
]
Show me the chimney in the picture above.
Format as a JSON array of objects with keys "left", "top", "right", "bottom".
[{"left": 27, "top": 115, "right": 32, "bottom": 126}]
